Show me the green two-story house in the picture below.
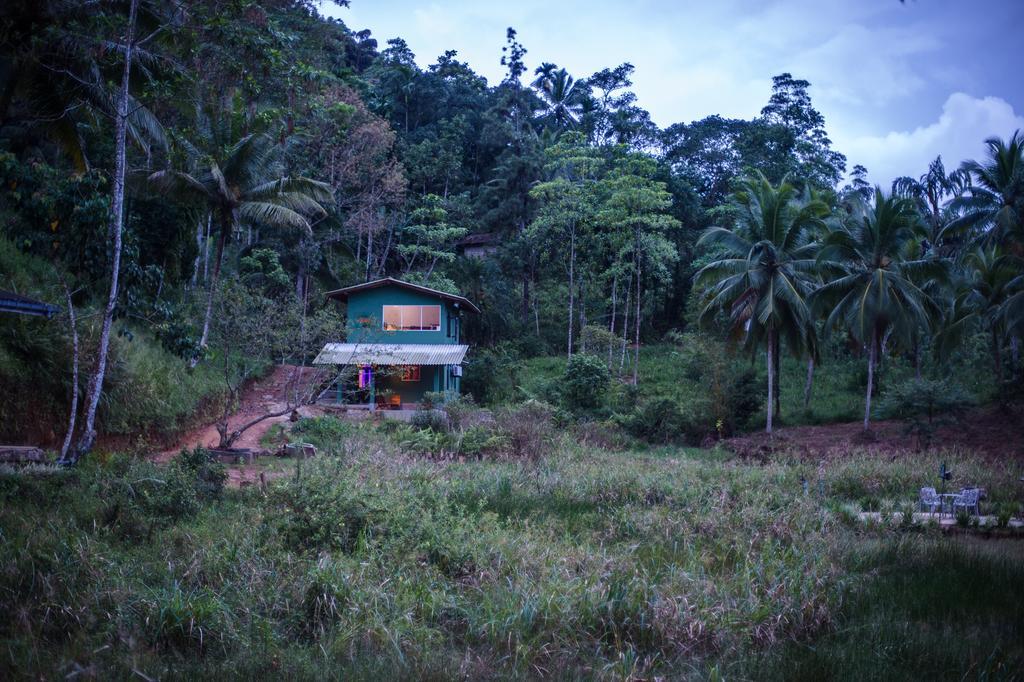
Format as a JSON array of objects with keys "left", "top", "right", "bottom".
[{"left": 313, "top": 278, "right": 480, "bottom": 410}]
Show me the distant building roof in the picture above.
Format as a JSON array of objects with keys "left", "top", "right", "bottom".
[
  {"left": 0, "top": 290, "right": 59, "bottom": 318},
  {"left": 457, "top": 232, "right": 498, "bottom": 246},
  {"left": 324, "top": 277, "right": 480, "bottom": 314},
  {"left": 313, "top": 343, "right": 469, "bottom": 366}
]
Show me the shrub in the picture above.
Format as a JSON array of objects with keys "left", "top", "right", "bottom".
[
  {"left": 291, "top": 416, "right": 353, "bottom": 450},
  {"left": 410, "top": 408, "right": 449, "bottom": 432},
  {"left": 174, "top": 447, "right": 227, "bottom": 500},
  {"left": 494, "top": 400, "right": 556, "bottom": 460},
  {"left": 455, "top": 425, "right": 507, "bottom": 458},
  {"left": 878, "top": 378, "right": 972, "bottom": 450},
  {"left": 579, "top": 324, "right": 620, "bottom": 357},
  {"left": 576, "top": 420, "right": 632, "bottom": 451},
  {"left": 618, "top": 397, "right": 709, "bottom": 444},
  {"left": 725, "top": 368, "right": 762, "bottom": 432},
  {"left": 441, "top": 393, "right": 478, "bottom": 431},
  {"left": 663, "top": 331, "right": 763, "bottom": 436},
  {"left": 269, "top": 473, "right": 373, "bottom": 552},
  {"left": 562, "top": 353, "right": 611, "bottom": 410}
]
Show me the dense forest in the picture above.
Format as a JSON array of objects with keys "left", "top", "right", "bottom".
[{"left": 1, "top": 0, "right": 1022, "bottom": 452}]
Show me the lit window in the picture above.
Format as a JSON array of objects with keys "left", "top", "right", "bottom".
[
  {"left": 381, "top": 305, "right": 441, "bottom": 331},
  {"left": 400, "top": 366, "right": 421, "bottom": 382}
]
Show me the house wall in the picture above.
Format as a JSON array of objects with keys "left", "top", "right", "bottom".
[{"left": 343, "top": 285, "right": 461, "bottom": 345}]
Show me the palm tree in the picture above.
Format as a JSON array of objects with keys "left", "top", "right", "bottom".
[
  {"left": 531, "top": 63, "right": 583, "bottom": 129},
  {"left": 149, "top": 133, "right": 332, "bottom": 359},
  {"left": 949, "top": 131, "right": 1024, "bottom": 250},
  {"left": 695, "top": 172, "right": 829, "bottom": 433},
  {"left": 938, "top": 248, "right": 1021, "bottom": 381},
  {"left": 815, "top": 189, "right": 946, "bottom": 431},
  {"left": 891, "top": 155, "right": 970, "bottom": 257}
]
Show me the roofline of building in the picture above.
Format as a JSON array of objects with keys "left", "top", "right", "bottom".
[
  {"left": 0, "top": 290, "right": 60, "bottom": 318},
  {"left": 324, "top": 277, "right": 481, "bottom": 314}
]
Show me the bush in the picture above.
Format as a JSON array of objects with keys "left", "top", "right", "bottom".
[
  {"left": 877, "top": 378, "right": 972, "bottom": 450},
  {"left": 411, "top": 408, "right": 449, "bottom": 432},
  {"left": 494, "top": 400, "right": 556, "bottom": 460},
  {"left": 268, "top": 472, "right": 374, "bottom": 552},
  {"left": 454, "top": 425, "right": 507, "bottom": 458},
  {"left": 174, "top": 447, "right": 227, "bottom": 500},
  {"left": 579, "top": 325, "right": 620, "bottom": 356},
  {"left": 726, "top": 368, "right": 762, "bottom": 432},
  {"left": 562, "top": 353, "right": 611, "bottom": 410},
  {"left": 618, "top": 397, "right": 709, "bottom": 444}
]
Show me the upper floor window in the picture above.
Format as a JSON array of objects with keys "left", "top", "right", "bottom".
[{"left": 382, "top": 305, "right": 441, "bottom": 331}]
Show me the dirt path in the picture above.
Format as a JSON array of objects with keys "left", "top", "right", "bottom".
[
  {"left": 724, "top": 404, "right": 1024, "bottom": 460},
  {"left": 154, "top": 364, "right": 331, "bottom": 475}
]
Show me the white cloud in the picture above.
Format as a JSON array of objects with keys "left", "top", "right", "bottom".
[{"left": 840, "top": 93, "right": 1024, "bottom": 185}]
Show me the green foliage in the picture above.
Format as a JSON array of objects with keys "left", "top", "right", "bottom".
[
  {"left": 878, "top": 378, "right": 973, "bottom": 450},
  {"left": 410, "top": 408, "right": 449, "bottom": 432},
  {"left": 268, "top": 469, "right": 373, "bottom": 553},
  {"left": 562, "top": 353, "right": 610, "bottom": 410}
]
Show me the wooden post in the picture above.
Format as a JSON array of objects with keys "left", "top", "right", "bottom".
[{"left": 368, "top": 366, "right": 375, "bottom": 411}]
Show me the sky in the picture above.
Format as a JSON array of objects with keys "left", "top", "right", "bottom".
[{"left": 321, "top": 0, "right": 1024, "bottom": 185}]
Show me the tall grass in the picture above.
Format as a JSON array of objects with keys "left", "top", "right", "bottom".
[{"left": 1, "top": 424, "right": 1021, "bottom": 679}]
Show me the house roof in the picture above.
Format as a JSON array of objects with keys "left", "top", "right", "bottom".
[
  {"left": 324, "top": 277, "right": 481, "bottom": 314},
  {"left": 313, "top": 343, "right": 469, "bottom": 366},
  {"left": 0, "top": 290, "right": 59, "bottom": 318},
  {"left": 457, "top": 232, "right": 498, "bottom": 246}
]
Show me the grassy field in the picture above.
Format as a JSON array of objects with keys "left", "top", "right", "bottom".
[{"left": 2, "top": 417, "right": 1022, "bottom": 680}]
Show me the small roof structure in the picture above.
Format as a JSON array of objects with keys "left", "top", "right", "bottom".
[
  {"left": 324, "top": 277, "right": 481, "bottom": 314},
  {"left": 314, "top": 343, "right": 469, "bottom": 366},
  {"left": 457, "top": 232, "right": 497, "bottom": 246},
  {"left": 0, "top": 290, "right": 59, "bottom": 318}
]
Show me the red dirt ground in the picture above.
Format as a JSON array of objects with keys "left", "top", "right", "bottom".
[
  {"left": 723, "top": 404, "right": 1024, "bottom": 460},
  {"left": 154, "top": 364, "right": 333, "bottom": 486}
]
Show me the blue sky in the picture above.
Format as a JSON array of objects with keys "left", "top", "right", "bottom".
[{"left": 322, "top": 0, "right": 1024, "bottom": 185}]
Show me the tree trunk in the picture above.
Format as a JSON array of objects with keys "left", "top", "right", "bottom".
[
  {"left": 193, "top": 214, "right": 229, "bottom": 367},
  {"left": 914, "top": 335, "right": 922, "bottom": 380},
  {"left": 766, "top": 329, "right": 775, "bottom": 434},
  {"left": 773, "top": 334, "right": 781, "bottom": 419},
  {"left": 864, "top": 327, "right": 877, "bottom": 432},
  {"left": 803, "top": 356, "right": 814, "bottom": 410},
  {"left": 608, "top": 273, "right": 617, "bottom": 367},
  {"left": 567, "top": 231, "right": 575, "bottom": 357},
  {"left": 295, "top": 253, "right": 306, "bottom": 301},
  {"left": 632, "top": 254, "right": 641, "bottom": 386},
  {"left": 521, "top": 274, "right": 531, "bottom": 328},
  {"left": 202, "top": 214, "right": 211, "bottom": 282},
  {"left": 192, "top": 217, "right": 204, "bottom": 288},
  {"left": 60, "top": 280, "right": 79, "bottom": 461},
  {"left": 620, "top": 275, "right": 631, "bottom": 371},
  {"left": 992, "top": 329, "right": 1003, "bottom": 382},
  {"left": 578, "top": 279, "right": 587, "bottom": 352},
  {"left": 66, "top": 0, "right": 138, "bottom": 464}
]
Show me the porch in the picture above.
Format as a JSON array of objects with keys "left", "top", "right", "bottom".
[{"left": 313, "top": 343, "right": 468, "bottom": 411}]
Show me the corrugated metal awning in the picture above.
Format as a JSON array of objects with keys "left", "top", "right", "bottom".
[{"left": 313, "top": 343, "right": 468, "bottom": 366}]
